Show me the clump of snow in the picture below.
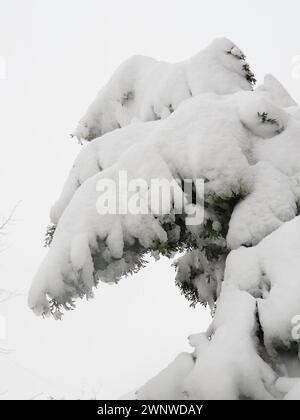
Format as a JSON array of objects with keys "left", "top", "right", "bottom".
[
  {"left": 51, "top": 121, "right": 159, "bottom": 224},
  {"left": 73, "top": 38, "right": 254, "bottom": 142},
  {"left": 275, "top": 377, "right": 300, "bottom": 396},
  {"left": 283, "top": 380, "right": 300, "bottom": 400},
  {"left": 137, "top": 353, "right": 194, "bottom": 400},
  {"left": 238, "top": 92, "right": 289, "bottom": 139},
  {"left": 257, "top": 74, "right": 297, "bottom": 108},
  {"left": 183, "top": 290, "right": 276, "bottom": 400},
  {"left": 227, "top": 161, "right": 297, "bottom": 249},
  {"left": 227, "top": 216, "right": 300, "bottom": 353}
]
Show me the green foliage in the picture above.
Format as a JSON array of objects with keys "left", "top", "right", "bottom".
[
  {"left": 168, "top": 104, "right": 174, "bottom": 113},
  {"left": 226, "top": 46, "right": 256, "bottom": 86},
  {"left": 44, "top": 223, "right": 56, "bottom": 247},
  {"left": 227, "top": 49, "right": 246, "bottom": 60},
  {"left": 257, "top": 112, "right": 283, "bottom": 135},
  {"left": 173, "top": 193, "right": 242, "bottom": 307},
  {"left": 257, "top": 112, "right": 277, "bottom": 125},
  {"left": 242, "top": 63, "right": 257, "bottom": 86},
  {"left": 176, "top": 280, "right": 200, "bottom": 308},
  {"left": 48, "top": 298, "right": 75, "bottom": 320}
]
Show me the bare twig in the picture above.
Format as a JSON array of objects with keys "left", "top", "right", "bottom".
[
  {"left": 29, "top": 392, "right": 44, "bottom": 400},
  {"left": 0, "top": 288, "right": 25, "bottom": 304},
  {"left": 0, "top": 201, "right": 21, "bottom": 234}
]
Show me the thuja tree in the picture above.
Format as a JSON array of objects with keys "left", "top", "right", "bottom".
[{"left": 29, "top": 38, "right": 300, "bottom": 400}]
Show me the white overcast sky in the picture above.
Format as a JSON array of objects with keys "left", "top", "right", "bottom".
[{"left": 0, "top": 0, "right": 299, "bottom": 399}]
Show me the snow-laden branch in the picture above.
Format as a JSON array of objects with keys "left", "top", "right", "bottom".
[
  {"left": 72, "top": 38, "right": 255, "bottom": 142},
  {"left": 29, "top": 85, "right": 300, "bottom": 318},
  {"left": 28, "top": 37, "right": 300, "bottom": 399}
]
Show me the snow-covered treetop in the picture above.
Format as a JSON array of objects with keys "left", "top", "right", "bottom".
[
  {"left": 29, "top": 37, "right": 300, "bottom": 399},
  {"left": 72, "top": 38, "right": 255, "bottom": 142}
]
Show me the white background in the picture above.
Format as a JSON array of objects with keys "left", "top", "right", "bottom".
[{"left": 0, "top": 0, "right": 299, "bottom": 399}]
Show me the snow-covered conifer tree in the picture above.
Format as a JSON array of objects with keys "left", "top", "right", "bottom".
[{"left": 29, "top": 38, "right": 300, "bottom": 399}]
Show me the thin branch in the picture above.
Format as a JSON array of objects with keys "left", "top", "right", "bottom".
[
  {"left": 0, "top": 288, "right": 25, "bottom": 304},
  {"left": 0, "top": 201, "right": 21, "bottom": 233},
  {"left": 29, "top": 392, "right": 44, "bottom": 400}
]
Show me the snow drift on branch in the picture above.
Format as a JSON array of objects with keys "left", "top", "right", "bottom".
[{"left": 72, "top": 38, "right": 255, "bottom": 142}]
